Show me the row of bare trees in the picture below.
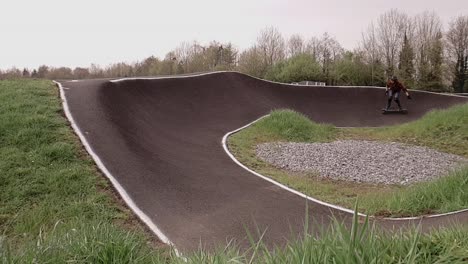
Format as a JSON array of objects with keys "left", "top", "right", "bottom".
[
  {"left": 360, "top": 10, "right": 467, "bottom": 92},
  {"left": 1, "top": 10, "right": 467, "bottom": 92},
  {"left": 0, "top": 41, "right": 239, "bottom": 80},
  {"left": 239, "top": 28, "right": 344, "bottom": 85}
]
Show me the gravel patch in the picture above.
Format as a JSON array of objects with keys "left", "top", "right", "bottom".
[{"left": 256, "top": 140, "right": 467, "bottom": 185}]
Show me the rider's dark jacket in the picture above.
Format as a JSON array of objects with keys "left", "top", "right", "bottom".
[{"left": 386, "top": 80, "right": 408, "bottom": 93}]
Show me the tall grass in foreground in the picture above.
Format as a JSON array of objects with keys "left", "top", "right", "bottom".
[
  {"left": 182, "top": 212, "right": 468, "bottom": 263},
  {"left": 3, "top": 211, "right": 468, "bottom": 263},
  {"left": 2, "top": 80, "right": 467, "bottom": 263},
  {"left": 251, "top": 211, "right": 468, "bottom": 264},
  {"left": 1, "top": 220, "right": 169, "bottom": 263}
]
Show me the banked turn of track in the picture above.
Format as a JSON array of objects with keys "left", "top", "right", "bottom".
[{"left": 57, "top": 72, "right": 468, "bottom": 253}]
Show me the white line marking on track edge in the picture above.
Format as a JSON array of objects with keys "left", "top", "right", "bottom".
[
  {"left": 111, "top": 71, "right": 468, "bottom": 99},
  {"left": 109, "top": 72, "right": 468, "bottom": 221},
  {"left": 54, "top": 81, "right": 181, "bottom": 256},
  {"left": 57, "top": 71, "right": 467, "bottom": 251},
  {"left": 221, "top": 114, "right": 468, "bottom": 221}
]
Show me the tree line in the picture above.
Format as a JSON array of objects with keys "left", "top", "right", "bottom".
[{"left": 1, "top": 10, "right": 467, "bottom": 92}]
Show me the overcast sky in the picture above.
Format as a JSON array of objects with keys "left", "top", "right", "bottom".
[{"left": 1, "top": 0, "right": 467, "bottom": 69}]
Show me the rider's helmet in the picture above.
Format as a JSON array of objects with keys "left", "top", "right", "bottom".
[{"left": 391, "top": 75, "right": 398, "bottom": 81}]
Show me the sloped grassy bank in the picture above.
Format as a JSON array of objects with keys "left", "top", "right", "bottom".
[
  {"left": 0, "top": 80, "right": 169, "bottom": 262},
  {"left": 228, "top": 105, "right": 468, "bottom": 217}
]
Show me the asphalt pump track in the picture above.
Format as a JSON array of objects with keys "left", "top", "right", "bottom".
[{"left": 57, "top": 72, "right": 468, "bottom": 253}]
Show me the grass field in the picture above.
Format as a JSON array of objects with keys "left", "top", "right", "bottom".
[
  {"left": 1, "top": 79, "right": 467, "bottom": 263},
  {"left": 228, "top": 107, "right": 468, "bottom": 217},
  {"left": 343, "top": 103, "right": 468, "bottom": 157},
  {"left": 0, "top": 79, "right": 169, "bottom": 262},
  {"left": 345, "top": 104, "right": 468, "bottom": 216}
]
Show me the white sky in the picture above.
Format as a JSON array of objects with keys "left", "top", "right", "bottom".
[{"left": 1, "top": 0, "right": 467, "bottom": 69}]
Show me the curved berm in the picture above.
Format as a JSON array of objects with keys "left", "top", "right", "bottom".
[{"left": 58, "top": 72, "right": 468, "bottom": 252}]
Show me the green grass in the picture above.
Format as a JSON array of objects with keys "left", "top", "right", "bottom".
[
  {"left": 250, "top": 210, "right": 468, "bottom": 264},
  {"left": 4, "top": 207, "right": 468, "bottom": 263},
  {"left": 229, "top": 110, "right": 399, "bottom": 210},
  {"left": 2, "top": 80, "right": 467, "bottom": 263},
  {"left": 245, "top": 110, "right": 337, "bottom": 143},
  {"left": 344, "top": 104, "right": 468, "bottom": 216},
  {"left": 343, "top": 103, "right": 468, "bottom": 157},
  {"left": 362, "top": 168, "right": 468, "bottom": 216},
  {"left": 0, "top": 80, "right": 168, "bottom": 262},
  {"left": 178, "top": 211, "right": 468, "bottom": 263},
  {"left": 228, "top": 107, "right": 468, "bottom": 217},
  {"left": 1, "top": 221, "right": 170, "bottom": 263}
]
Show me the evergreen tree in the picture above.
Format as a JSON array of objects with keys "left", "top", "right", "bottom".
[
  {"left": 417, "top": 44, "right": 431, "bottom": 90},
  {"left": 427, "top": 31, "right": 445, "bottom": 91},
  {"left": 447, "top": 15, "right": 468, "bottom": 93},
  {"left": 453, "top": 55, "right": 467, "bottom": 93},
  {"left": 398, "top": 33, "right": 415, "bottom": 88},
  {"left": 22, "top": 68, "right": 30, "bottom": 78}
]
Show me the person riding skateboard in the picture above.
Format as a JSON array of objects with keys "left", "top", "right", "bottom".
[{"left": 385, "top": 76, "right": 411, "bottom": 111}]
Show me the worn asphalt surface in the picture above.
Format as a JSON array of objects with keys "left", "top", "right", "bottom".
[{"left": 58, "top": 72, "right": 468, "bottom": 252}]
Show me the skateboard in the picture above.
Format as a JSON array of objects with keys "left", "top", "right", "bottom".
[{"left": 382, "top": 108, "right": 408, "bottom": 114}]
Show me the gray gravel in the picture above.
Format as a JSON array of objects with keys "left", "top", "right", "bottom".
[{"left": 256, "top": 140, "right": 467, "bottom": 185}]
